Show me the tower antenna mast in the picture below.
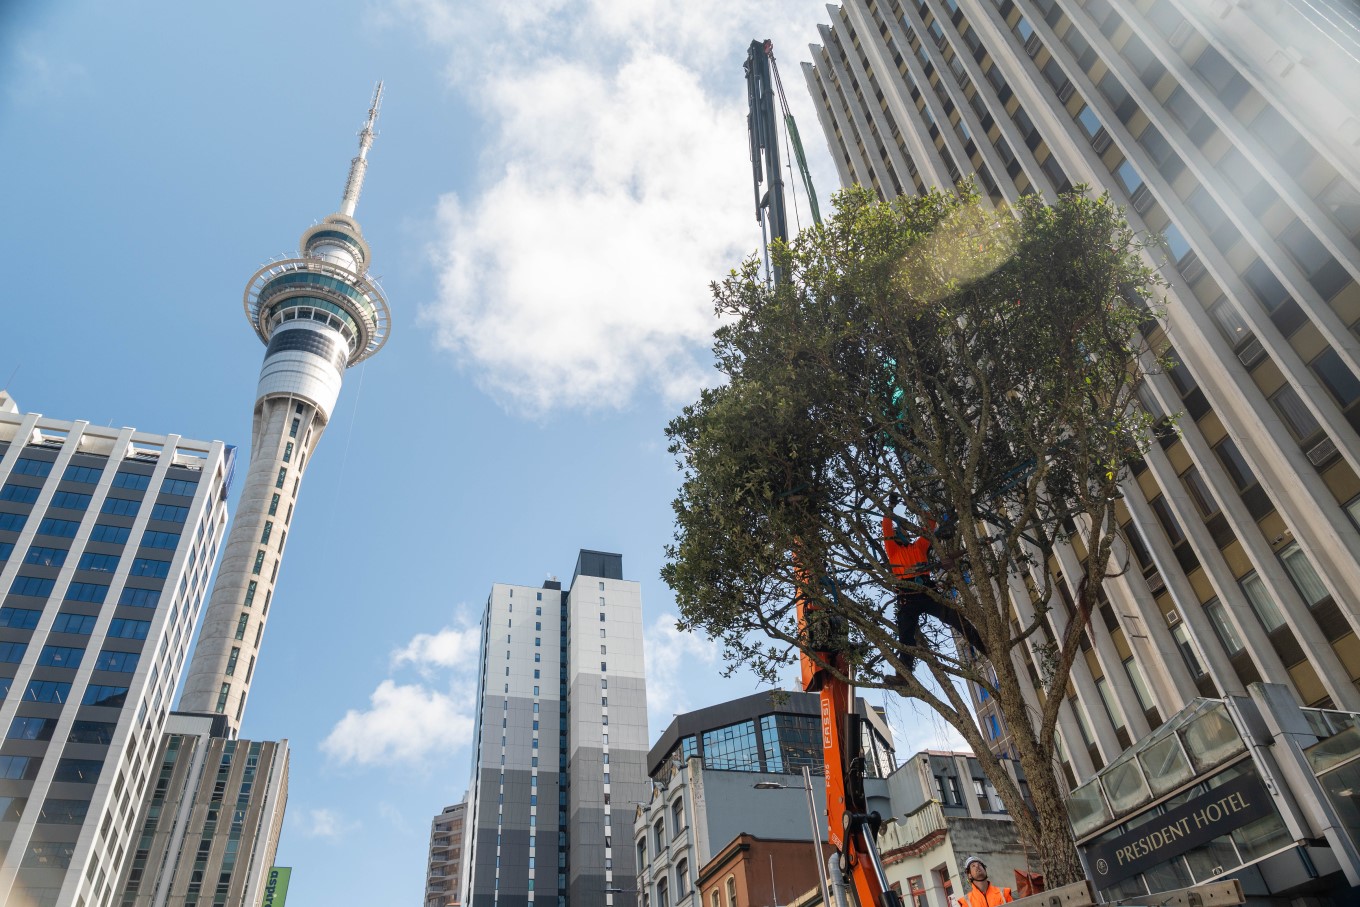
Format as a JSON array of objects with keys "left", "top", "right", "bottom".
[{"left": 340, "top": 81, "right": 384, "bottom": 217}]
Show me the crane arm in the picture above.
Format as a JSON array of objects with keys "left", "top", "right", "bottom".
[{"left": 797, "top": 565, "right": 902, "bottom": 907}]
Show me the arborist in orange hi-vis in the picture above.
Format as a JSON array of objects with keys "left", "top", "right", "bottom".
[{"left": 956, "top": 856, "right": 1014, "bottom": 907}]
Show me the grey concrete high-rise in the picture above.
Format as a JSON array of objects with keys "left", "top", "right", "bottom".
[
  {"left": 804, "top": 0, "right": 1360, "bottom": 778},
  {"left": 179, "top": 85, "right": 392, "bottom": 734},
  {"left": 802, "top": 0, "right": 1360, "bottom": 897},
  {"left": 460, "top": 551, "right": 648, "bottom": 907},
  {"left": 0, "top": 392, "right": 231, "bottom": 907}
]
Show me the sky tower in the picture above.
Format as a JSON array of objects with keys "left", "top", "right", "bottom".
[{"left": 180, "top": 84, "right": 391, "bottom": 732}]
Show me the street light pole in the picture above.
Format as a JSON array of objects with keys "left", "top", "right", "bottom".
[
  {"left": 753, "top": 772, "right": 834, "bottom": 907},
  {"left": 802, "top": 765, "right": 835, "bottom": 907}
]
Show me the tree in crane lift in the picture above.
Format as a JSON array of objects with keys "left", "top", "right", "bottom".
[{"left": 665, "top": 184, "right": 1166, "bottom": 889}]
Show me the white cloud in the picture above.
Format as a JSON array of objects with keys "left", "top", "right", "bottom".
[
  {"left": 325, "top": 609, "right": 482, "bottom": 767},
  {"left": 643, "top": 612, "right": 720, "bottom": 730},
  {"left": 390, "top": 0, "right": 834, "bottom": 413},
  {"left": 322, "top": 678, "right": 475, "bottom": 765},
  {"left": 300, "top": 807, "right": 359, "bottom": 839},
  {"left": 391, "top": 624, "right": 481, "bottom": 672}
]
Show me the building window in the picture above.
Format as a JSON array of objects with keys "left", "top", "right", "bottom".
[
  {"left": 52, "top": 613, "right": 96, "bottom": 634},
  {"left": 38, "top": 645, "right": 84, "bottom": 668},
  {"left": 935, "top": 774, "right": 961, "bottom": 806},
  {"left": 65, "top": 582, "right": 109, "bottom": 603},
  {"left": 89, "top": 524, "right": 129, "bottom": 544},
  {"left": 1271, "top": 384, "right": 1322, "bottom": 440},
  {"left": 216, "top": 682, "right": 231, "bottom": 712},
  {"left": 130, "top": 558, "right": 169, "bottom": 578},
  {"left": 1171, "top": 623, "right": 1205, "bottom": 677},
  {"left": 973, "top": 779, "right": 990, "bottom": 813},
  {"left": 276, "top": 468, "right": 287, "bottom": 489},
  {"left": 78, "top": 552, "right": 118, "bottom": 572},
  {"left": 1241, "top": 572, "right": 1285, "bottom": 631},
  {"left": 654, "top": 819, "right": 665, "bottom": 851},
  {"left": 1123, "top": 657, "right": 1154, "bottom": 711},
  {"left": 226, "top": 647, "right": 240, "bottom": 676},
  {"left": 235, "top": 613, "right": 249, "bottom": 640},
  {"left": 1278, "top": 542, "right": 1330, "bottom": 607},
  {"left": 161, "top": 478, "right": 198, "bottom": 497},
  {"left": 1180, "top": 467, "right": 1220, "bottom": 519},
  {"left": 261, "top": 522, "right": 273, "bottom": 544},
  {"left": 676, "top": 860, "right": 690, "bottom": 899},
  {"left": 1096, "top": 676, "right": 1125, "bottom": 731},
  {"left": 101, "top": 497, "right": 140, "bottom": 516},
  {"left": 1310, "top": 349, "right": 1360, "bottom": 409},
  {"left": 702, "top": 720, "right": 760, "bottom": 771},
  {"left": 0, "top": 482, "right": 40, "bottom": 505},
  {"left": 0, "top": 608, "right": 41, "bottom": 630},
  {"left": 12, "top": 458, "right": 53, "bottom": 477},
  {"left": 150, "top": 502, "right": 187, "bottom": 521},
  {"left": 252, "top": 550, "right": 265, "bottom": 575},
  {"left": 93, "top": 650, "right": 139, "bottom": 673},
  {"left": 672, "top": 798, "right": 684, "bottom": 835},
  {"left": 140, "top": 530, "right": 180, "bottom": 550},
  {"left": 24, "top": 547, "right": 67, "bottom": 568},
  {"left": 657, "top": 878, "right": 669, "bottom": 907},
  {"left": 49, "top": 490, "right": 91, "bottom": 509},
  {"left": 1279, "top": 218, "right": 1350, "bottom": 301},
  {"left": 1204, "top": 598, "right": 1244, "bottom": 655}
]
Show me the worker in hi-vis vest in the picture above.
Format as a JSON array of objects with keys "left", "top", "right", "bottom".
[{"left": 955, "top": 856, "right": 1013, "bottom": 907}]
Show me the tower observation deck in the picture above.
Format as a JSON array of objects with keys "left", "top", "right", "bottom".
[{"left": 180, "top": 84, "right": 391, "bottom": 732}]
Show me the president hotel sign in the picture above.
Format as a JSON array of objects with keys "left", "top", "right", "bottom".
[{"left": 1082, "top": 771, "right": 1274, "bottom": 886}]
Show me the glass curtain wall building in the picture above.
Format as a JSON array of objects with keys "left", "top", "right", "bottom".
[
  {"left": 803, "top": 0, "right": 1360, "bottom": 788},
  {"left": 0, "top": 393, "right": 231, "bottom": 907},
  {"left": 460, "top": 551, "right": 649, "bottom": 907}
]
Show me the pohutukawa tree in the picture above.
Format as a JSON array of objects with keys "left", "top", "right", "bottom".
[{"left": 663, "top": 186, "right": 1163, "bottom": 885}]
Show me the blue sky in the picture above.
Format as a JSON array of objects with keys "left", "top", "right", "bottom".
[{"left": 0, "top": 2, "right": 966, "bottom": 903}]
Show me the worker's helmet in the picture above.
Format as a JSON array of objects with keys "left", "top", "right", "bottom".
[{"left": 963, "top": 855, "right": 985, "bottom": 871}]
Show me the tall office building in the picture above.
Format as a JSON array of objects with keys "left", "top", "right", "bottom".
[
  {"left": 804, "top": 0, "right": 1360, "bottom": 777},
  {"left": 112, "top": 713, "right": 289, "bottom": 907},
  {"left": 802, "top": 0, "right": 1360, "bottom": 897},
  {"left": 426, "top": 801, "right": 467, "bottom": 907},
  {"left": 460, "top": 551, "right": 648, "bottom": 907},
  {"left": 0, "top": 392, "right": 232, "bottom": 907},
  {"left": 179, "top": 84, "right": 393, "bottom": 733}
]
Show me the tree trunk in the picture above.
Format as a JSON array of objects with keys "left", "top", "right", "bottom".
[{"left": 1021, "top": 744, "right": 1087, "bottom": 886}]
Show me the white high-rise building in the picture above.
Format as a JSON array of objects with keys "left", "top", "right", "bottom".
[
  {"left": 460, "top": 551, "right": 649, "bottom": 907},
  {"left": 179, "top": 85, "right": 392, "bottom": 733},
  {"left": 0, "top": 391, "right": 231, "bottom": 907}
]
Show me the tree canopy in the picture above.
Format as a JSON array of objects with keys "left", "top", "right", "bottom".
[{"left": 663, "top": 185, "right": 1163, "bottom": 885}]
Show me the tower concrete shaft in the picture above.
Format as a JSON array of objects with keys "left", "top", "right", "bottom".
[{"left": 180, "top": 83, "right": 391, "bottom": 733}]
